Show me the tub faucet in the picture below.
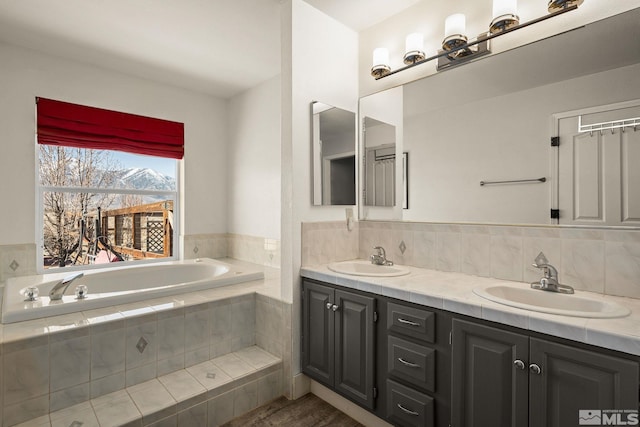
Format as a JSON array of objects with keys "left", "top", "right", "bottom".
[
  {"left": 530, "top": 252, "right": 574, "bottom": 294},
  {"left": 49, "top": 272, "right": 84, "bottom": 300},
  {"left": 371, "top": 246, "right": 393, "bottom": 266}
]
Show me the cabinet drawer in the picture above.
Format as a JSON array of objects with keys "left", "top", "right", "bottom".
[
  {"left": 387, "top": 379, "right": 434, "bottom": 427},
  {"left": 387, "top": 302, "right": 435, "bottom": 343},
  {"left": 388, "top": 335, "right": 435, "bottom": 392}
]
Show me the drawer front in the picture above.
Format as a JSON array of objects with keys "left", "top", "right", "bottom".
[
  {"left": 387, "top": 302, "right": 435, "bottom": 343},
  {"left": 387, "top": 336, "right": 435, "bottom": 392},
  {"left": 387, "top": 379, "right": 434, "bottom": 427}
]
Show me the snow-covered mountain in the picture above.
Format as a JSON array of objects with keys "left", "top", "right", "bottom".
[{"left": 116, "top": 168, "right": 176, "bottom": 191}]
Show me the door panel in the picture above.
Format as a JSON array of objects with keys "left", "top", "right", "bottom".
[
  {"left": 529, "top": 338, "right": 639, "bottom": 427},
  {"left": 452, "top": 319, "right": 529, "bottom": 427},
  {"left": 622, "top": 128, "right": 640, "bottom": 222},
  {"left": 558, "top": 105, "right": 640, "bottom": 226},
  {"left": 334, "top": 290, "right": 376, "bottom": 409},
  {"left": 301, "top": 281, "right": 334, "bottom": 386}
]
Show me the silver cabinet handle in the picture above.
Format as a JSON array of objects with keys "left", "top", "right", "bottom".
[
  {"left": 398, "top": 358, "right": 420, "bottom": 368},
  {"left": 398, "top": 318, "right": 420, "bottom": 326},
  {"left": 513, "top": 359, "right": 526, "bottom": 370},
  {"left": 326, "top": 302, "right": 332, "bottom": 310},
  {"left": 332, "top": 304, "right": 339, "bottom": 312},
  {"left": 529, "top": 363, "right": 542, "bottom": 375},
  {"left": 397, "top": 403, "right": 419, "bottom": 416}
]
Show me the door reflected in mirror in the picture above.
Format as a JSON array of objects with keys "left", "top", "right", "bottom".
[
  {"left": 363, "top": 117, "right": 396, "bottom": 206},
  {"left": 311, "top": 102, "right": 356, "bottom": 206}
]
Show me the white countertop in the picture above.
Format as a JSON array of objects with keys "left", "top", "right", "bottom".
[{"left": 301, "top": 262, "right": 640, "bottom": 357}]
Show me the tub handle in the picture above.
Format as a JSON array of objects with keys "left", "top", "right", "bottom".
[{"left": 23, "top": 287, "right": 39, "bottom": 302}]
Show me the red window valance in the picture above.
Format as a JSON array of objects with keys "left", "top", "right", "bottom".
[{"left": 37, "top": 97, "right": 184, "bottom": 159}]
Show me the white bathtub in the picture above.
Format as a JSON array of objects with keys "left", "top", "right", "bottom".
[{"left": 2, "top": 258, "right": 263, "bottom": 324}]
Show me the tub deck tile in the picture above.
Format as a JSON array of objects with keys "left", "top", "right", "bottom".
[
  {"left": 157, "top": 370, "right": 207, "bottom": 412},
  {"left": 91, "top": 389, "right": 141, "bottom": 426},
  {"left": 235, "top": 346, "right": 281, "bottom": 369},
  {"left": 13, "top": 345, "right": 282, "bottom": 427},
  {"left": 49, "top": 401, "right": 99, "bottom": 427},
  {"left": 127, "top": 379, "right": 177, "bottom": 425},
  {"left": 211, "top": 353, "right": 254, "bottom": 379}
]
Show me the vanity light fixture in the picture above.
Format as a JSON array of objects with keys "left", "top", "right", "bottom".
[
  {"left": 439, "top": 13, "right": 490, "bottom": 69},
  {"left": 490, "top": 0, "right": 520, "bottom": 34},
  {"left": 442, "top": 14, "right": 468, "bottom": 54},
  {"left": 404, "top": 32, "right": 426, "bottom": 64},
  {"left": 371, "top": 47, "right": 391, "bottom": 78},
  {"left": 548, "top": 0, "right": 583, "bottom": 12},
  {"left": 370, "top": 1, "right": 582, "bottom": 79}
]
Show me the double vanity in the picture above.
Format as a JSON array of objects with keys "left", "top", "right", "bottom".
[{"left": 301, "top": 258, "right": 640, "bottom": 427}]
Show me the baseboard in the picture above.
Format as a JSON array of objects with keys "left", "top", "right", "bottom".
[{"left": 310, "top": 379, "right": 393, "bottom": 427}]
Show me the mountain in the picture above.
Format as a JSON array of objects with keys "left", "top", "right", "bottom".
[{"left": 116, "top": 168, "right": 176, "bottom": 191}]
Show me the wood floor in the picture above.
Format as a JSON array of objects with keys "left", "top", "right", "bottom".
[{"left": 221, "top": 394, "right": 365, "bottom": 427}]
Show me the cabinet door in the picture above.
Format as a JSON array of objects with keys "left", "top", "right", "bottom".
[
  {"left": 452, "top": 319, "right": 529, "bottom": 427},
  {"left": 529, "top": 338, "right": 639, "bottom": 427},
  {"left": 334, "top": 289, "right": 376, "bottom": 409},
  {"left": 302, "top": 281, "right": 334, "bottom": 387}
]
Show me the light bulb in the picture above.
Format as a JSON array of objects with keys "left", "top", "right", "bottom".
[
  {"left": 445, "top": 13, "right": 466, "bottom": 38},
  {"left": 372, "top": 47, "right": 389, "bottom": 67},
  {"left": 405, "top": 33, "right": 424, "bottom": 53},
  {"left": 493, "top": 0, "right": 518, "bottom": 18}
]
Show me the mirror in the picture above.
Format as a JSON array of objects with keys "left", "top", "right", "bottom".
[
  {"left": 359, "top": 85, "right": 404, "bottom": 216},
  {"left": 311, "top": 102, "right": 356, "bottom": 205},
  {"left": 363, "top": 117, "right": 396, "bottom": 207},
  {"left": 359, "top": 9, "right": 640, "bottom": 225}
]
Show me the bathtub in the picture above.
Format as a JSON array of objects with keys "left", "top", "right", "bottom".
[{"left": 2, "top": 258, "right": 264, "bottom": 324}]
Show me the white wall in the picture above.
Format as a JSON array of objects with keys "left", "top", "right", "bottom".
[
  {"left": 403, "top": 63, "right": 640, "bottom": 224},
  {"left": 280, "top": 0, "right": 359, "bottom": 384},
  {"left": 0, "top": 42, "right": 228, "bottom": 247},
  {"left": 228, "top": 76, "right": 281, "bottom": 239},
  {"left": 281, "top": 0, "right": 359, "bottom": 301}
]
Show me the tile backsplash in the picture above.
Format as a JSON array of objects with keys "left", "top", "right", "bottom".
[
  {"left": 302, "top": 220, "right": 640, "bottom": 300},
  {"left": 0, "top": 233, "right": 280, "bottom": 285}
]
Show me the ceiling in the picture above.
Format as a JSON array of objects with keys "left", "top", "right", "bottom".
[{"left": 0, "top": 0, "right": 421, "bottom": 98}]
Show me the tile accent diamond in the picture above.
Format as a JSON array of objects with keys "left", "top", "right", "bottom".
[
  {"left": 206, "top": 372, "right": 216, "bottom": 379},
  {"left": 399, "top": 240, "right": 407, "bottom": 254},
  {"left": 70, "top": 422, "right": 84, "bottom": 427},
  {"left": 9, "top": 260, "right": 19, "bottom": 271},
  {"left": 136, "top": 337, "right": 148, "bottom": 354}
]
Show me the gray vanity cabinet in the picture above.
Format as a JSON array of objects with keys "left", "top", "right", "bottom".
[
  {"left": 451, "top": 319, "right": 529, "bottom": 427},
  {"left": 452, "top": 319, "right": 639, "bottom": 427},
  {"left": 528, "top": 338, "right": 639, "bottom": 427},
  {"left": 301, "top": 279, "right": 377, "bottom": 409}
]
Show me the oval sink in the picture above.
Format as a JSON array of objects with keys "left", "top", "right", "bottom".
[
  {"left": 473, "top": 285, "right": 630, "bottom": 318},
  {"left": 328, "top": 261, "right": 410, "bottom": 277}
]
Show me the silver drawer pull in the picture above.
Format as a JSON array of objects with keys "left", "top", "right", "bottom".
[
  {"left": 397, "top": 318, "right": 420, "bottom": 326},
  {"left": 398, "top": 357, "right": 420, "bottom": 368},
  {"left": 397, "top": 403, "right": 419, "bottom": 416}
]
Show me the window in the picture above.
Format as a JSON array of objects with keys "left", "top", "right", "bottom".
[{"left": 36, "top": 98, "right": 183, "bottom": 271}]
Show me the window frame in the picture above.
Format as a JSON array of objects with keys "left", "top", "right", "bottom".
[{"left": 35, "top": 143, "right": 180, "bottom": 274}]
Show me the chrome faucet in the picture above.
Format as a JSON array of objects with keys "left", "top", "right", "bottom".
[
  {"left": 371, "top": 246, "right": 393, "bottom": 266},
  {"left": 530, "top": 252, "right": 574, "bottom": 294},
  {"left": 49, "top": 272, "right": 84, "bottom": 300}
]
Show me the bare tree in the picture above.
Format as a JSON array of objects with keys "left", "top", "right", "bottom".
[{"left": 39, "top": 145, "right": 120, "bottom": 267}]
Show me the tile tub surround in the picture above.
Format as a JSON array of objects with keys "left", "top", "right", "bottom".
[
  {"left": 11, "top": 347, "right": 283, "bottom": 427},
  {"left": 301, "top": 264, "right": 640, "bottom": 357},
  {"left": 0, "top": 260, "right": 289, "bottom": 426},
  {"left": 303, "top": 220, "right": 640, "bottom": 300}
]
